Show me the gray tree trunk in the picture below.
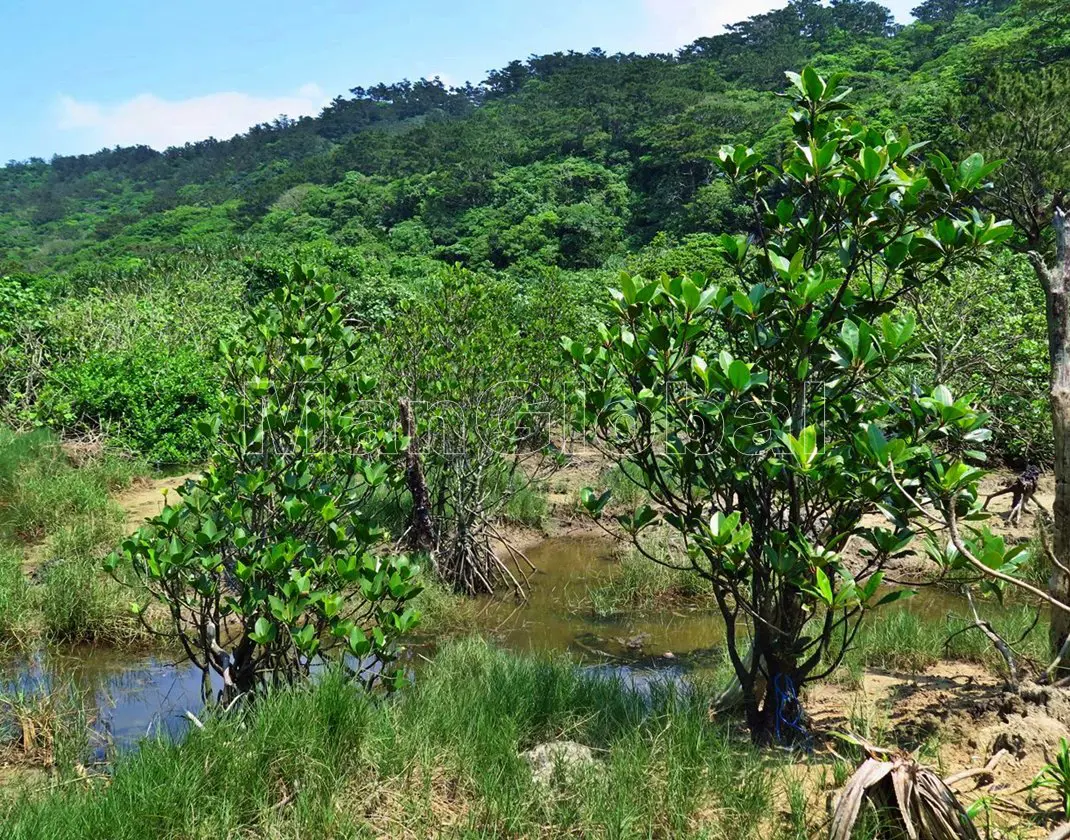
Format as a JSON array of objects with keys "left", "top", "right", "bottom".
[
  {"left": 399, "top": 399, "right": 435, "bottom": 555},
  {"left": 1031, "top": 209, "right": 1070, "bottom": 658}
]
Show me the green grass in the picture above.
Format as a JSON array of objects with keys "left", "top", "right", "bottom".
[
  {"left": 0, "top": 547, "right": 30, "bottom": 646},
  {"left": 408, "top": 576, "right": 486, "bottom": 636},
  {"left": 0, "top": 639, "right": 775, "bottom": 839},
  {"left": 38, "top": 513, "right": 144, "bottom": 646},
  {"left": 0, "top": 428, "right": 138, "bottom": 542},
  {"left": 599, "top": 461, "right": 649, "bottom": 510},
  {"left": 503, "top": 480, "right": 549, "bottom": 527},
  {"left": 842, "top": 602, "right": 1048, "bottom": 677},
  {"left": 1016, "top": 531, "right": 1049, "bottom": 588},
  {"left": 582, "top": 541, "right": 712, "bottom": 617},
  {"left": 0, "top": 427, "right": 147, "bottom": 648},
  {"left": 0, "top": 429, "right": 52, "bottom": 489}
]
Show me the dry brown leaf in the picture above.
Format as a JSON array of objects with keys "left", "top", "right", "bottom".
[{"left": 830, "top": 754, "right": 980, "bottom": 840}]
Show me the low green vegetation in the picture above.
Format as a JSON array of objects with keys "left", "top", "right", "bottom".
[
  {"left": 2, "top": 264, "right": 241, "bottom": 467},
  {"left": 0, "top": 427, "right": 148, "bottom": 649},
  {"left": 0, "top": 640, "right": 773, "bottom": 840},
  {"left": 598, "top": 462, "right": 650, "bottom": 511},
  {"left": 1029, "top": 736, "right": 1070, "bottom": 819},
  {"left": 582, "top": 542, "right": 712, "bottom": 617},
  {"left": 407, "top": 578, "right": 486, "bottom": 637},
  {"left": 0, "top": 428, "right": 136, "bottom": 541},
  {"left": 843, "top": 602, "right": 1048, "bottom": 677},
  {"left": 0, "top": 547, "right": 29, "bottom": 642},
  {"left": 501, "top": 476, "right": 551, "bottom": 529}
]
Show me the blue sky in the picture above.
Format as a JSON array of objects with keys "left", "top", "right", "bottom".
[{"left": 1, "top": 0, "right": 917, "bottom": 162}]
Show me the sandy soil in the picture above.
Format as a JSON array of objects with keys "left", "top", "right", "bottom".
[
  {"left": 545, "top": 448, "right": 605, "bottom": 513},
  {"left": 830, "top": 468, "right": 1053, "bottom": 584},
  {"left": 790, "top": 662, "right": 1070, "bottom": 838},
  {"left": 114, "top": 473, "right": 198, "bottom": 534}
]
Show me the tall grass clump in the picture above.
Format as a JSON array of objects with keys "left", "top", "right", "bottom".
[
  {"left": 1017, "top": 531, "right": 1050, "bottom": 588},
  {"left": 0, "top": 426, "right": 146, "bottom": 647},
  {"left": 39, "top": 533, "right": 139, "bottom": 646},
  {"left": 0, "top": 547, "right": 30, "bottom": 646},
  {"left": 408, "top": 577, "right": 485, "bottom": 636},
  {"left": 0, "top": 428, "right": 137, "bottom": 542},
  {"left": 0, "top": 640, "right": 773, "bottom": 839},
  {"left": 0, "top": 685, "right": 90, "bottom": 777},
  {"left": 370, "top": 639, "right": 768, "bottom": 838},
  {"left": 503, "top": 480, "right": 549, "bottom": 527},
  {"left": 599, "top": 460, "right": 649, "bottom": 510},
  {"left": 0, "top": 428, "right": 53, "bottom": 489},
  {"left": 583, "top": 540, "right": 712, "bottom": 617},
  {"left": 844, "top": 602, "right": 1048, "bottom": 677}
]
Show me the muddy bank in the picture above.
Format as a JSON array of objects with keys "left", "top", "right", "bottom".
[
  {"left": 801, "top": 665, "right": 1070, "bottom": 837},
  {"left": 114, "top": 473, "right": 198, "bottom": 535}
]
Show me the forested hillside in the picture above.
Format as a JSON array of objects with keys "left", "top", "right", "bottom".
[
  {"left": 2, "top": 0, "right": 1059, "bottom": 274},
  {"left": 0, "top": 0, "right": 1066, "bottom": 463}
]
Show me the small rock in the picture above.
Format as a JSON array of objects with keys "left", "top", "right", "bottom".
[
  {"left": 520, "top": 741, "right": 597, "bottom": 786},
  {"left": 662, "top": 651, "right": 675, "bottom": 659}
]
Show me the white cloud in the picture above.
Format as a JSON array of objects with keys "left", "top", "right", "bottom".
[
  {"left": 427, "top": 71, "right": 460, "bottom": 89},
  {"left": 640, "top": 0, "right": 917, "bottom": 52},
  {"left": 640, "top": 0, "right": 785, "bottom": 51},
  {"left": 56, "top": 83, "right": 330, "bottom": 151}
]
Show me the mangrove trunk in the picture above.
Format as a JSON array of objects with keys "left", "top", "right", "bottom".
[
  {"left": 1032, "top": 208, "right": 1070, "bottom": 661},
  {"left": 399, "top": 398, "right": 435, "bottom": 555}
]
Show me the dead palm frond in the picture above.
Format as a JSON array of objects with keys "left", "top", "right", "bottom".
[{"left": 830, "top": 753, "right": 981, "bottom": 840}]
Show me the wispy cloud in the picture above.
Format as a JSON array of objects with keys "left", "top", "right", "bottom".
[
  {"left": 639, "top": 0, "right": 916, "bottom": 52},
  {"left": 56, "top": 83, "right": 329, "bottom": 151},
  {"left": 427, "top": 71, "right": 461, "bottom": 89},
  {"left": 639, "top": 0, "right": 795, "bottom": 51}
]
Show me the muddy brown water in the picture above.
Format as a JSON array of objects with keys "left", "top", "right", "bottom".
[
  {"left": 455, "top": 535, "right": 747, "bottom": 692},
  {"left": 0, "top": 535, "right": 969, "bottom": 753}
]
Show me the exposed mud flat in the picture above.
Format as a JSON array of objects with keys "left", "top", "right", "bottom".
[
  {"left": 798, "top": 665, "right": 1070, "bottom": 837},
  {"left": 114, "top": 473, "right": 198, "bottom": 535}
]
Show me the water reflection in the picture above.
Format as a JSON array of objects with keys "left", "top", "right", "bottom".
[
  {"left": 1, "top": 648, "right": 213, "bottom": 756},
  {"left": 475, "top": 535, "right": 730, "bottom": 664},
  {"left": 0, "top": 535, "right": 979, "bottom": 752}
]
